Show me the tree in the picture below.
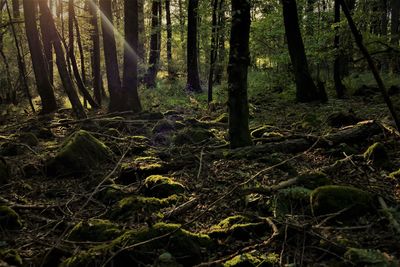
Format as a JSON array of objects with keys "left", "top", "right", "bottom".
[
  {"left": 208, "top": 0, "right": 219, "bottom": 103},
  {"left": 281, "top": 0, "right": 320, "bottom": 102},
  {"left": 391, "top": 0, "right": 400, "bottom": 73},
  {"left": 166, "top": 0, "right": 175, "bottom": 79},
  {"left": 186, "top": 0, "right": 202, "bottom": 92},
  {"left": 333, "top": 0, "right": 346, "bottom": 98},
  {"left": 228, "top": 0, "right": 252, "bottom": 149},
  {"left": 23, "top": 0, "right": 57, "bottom": 114},
  {"left": 121, "top": 0, "right": 142, "bottom": 112},
  {"left": 88, "top": 0, "right": 102, "bottom": 105},
  {"left": 99, "top": 0, "right": 122, "bottom": 111}
]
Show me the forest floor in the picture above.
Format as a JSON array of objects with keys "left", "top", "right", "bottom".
[{"left": 1, "top": 85, "right": 400, "bottom": 267}]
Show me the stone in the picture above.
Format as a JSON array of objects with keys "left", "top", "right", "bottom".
[
  {"left": 68, "top": 219, "right": 121, "bottom": 242},
  {"left": 141, "top": 175, "right": 185, "bottom": 198}
]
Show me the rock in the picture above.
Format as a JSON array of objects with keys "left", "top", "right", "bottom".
[
  {"left": 141, "top": 175, "right": 185, "bottom": 198},
  {"left": 173, "top": 127, "right": 214, "bottom": 145},
  {"left": 110, "top": 195, "right": 180, "bottom": 220},
  {"left": 363, "top": 142, "right": 390, "bottom": 168},
  {"left": 156, "top": 252, "right": 181, "bottom": 267},
  {"left": 0, "top": 158, "right": 10, "bottom": 185},
  {"left": 68, "top": 219, "right": 121, "bottom": 242},
  {"left": 135, "top": 111, "right": 164, "bottom": 120},
  {"left": 16, "top": 132, "right": 39, "bottom": 146},
  {"left": 61, "top": 223, "right": 211, "bottom": 267},
  {"left": 46, "top": 130, "right": 113, "bottom": 177},
  {"left": 0, "top": 142, "right": 26, "bottom": 157},
  {"left": 117, "top": 156, "right": 167, "bottom": 184},
  {"left": 327, "top": 112, "right": 362, "bottom": 128},
  {"left": 208, "top": 215, "right": 269, "bottom": 241},
  {"left": 272, "top": 187, "right": 312, "bottom": 217},
  {"left": 297, "top": 172, "right": 331, "bottom": 189},
  {"left": 0, "top": 206, "right": 22, "bottom": 230},
  {"left": 0, "top": 249, "right": 22, "bottom": 266},
  {"left": 95, "top": 184, "right": 126, "bottom": 204},
  {"left": 344, "top": 248, "right": 398, "bottom": 267},
  {"left": 223, "top": 253, "right": 279, "bottom": 267},
  {"left": 310, "top": 185, "right": 375, "bottom": 218}
]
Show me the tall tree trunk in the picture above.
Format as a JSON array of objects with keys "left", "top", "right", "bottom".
[
  {"left": 214, "top": 0, "right": 225, "bottom": 85},
  {"left": 99, "top": 0, "right": 122, "bottom": 110},
  {"left": 138, "top": 0, "right": 146, "bottom": 68},
  {"left": 281, "top": 0, "right": 320, "bottom": 102},
  {"left": 186, "top": 0, "right": 202, "bottom": 92},
  {"left": 208, "top": 0, "right": 219, "bottom": 103},
  {"left": 144, "top": 0, "right": 161, "bottom": 88},
  {"left": 121, "top": 0, "right": 142, "bottom": 112},
  {"left": 228, "top": 0, "right": 252, "bottom": 149},
  {"left": 38, "top": 0, "right": 86, "bottom": 118},
  {"left": 88, "top": 0, "right": 102, "bottom": 105},
  {"left": 333, "top": 0, "right": 346, "bottom": 98},
  {"left": 391, "top": 0, "right": 400, "bottom": 73},
  {"left": 166, "top": 0, "right": 175, "bottom": 79},
  {"left": 39, "top": 1, "right": 54, "bottom": 85},
  {"left": 12, "top": 0, "right": 19, "bottom": 18},
  {"left": 23, "top": 0, "right": 57, "bottom": 114},
  {"left": 178, "top": 0, "right": 186, "bottom": 65}
]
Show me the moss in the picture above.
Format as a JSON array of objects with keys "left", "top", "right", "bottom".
[
  {"left": 0, "top": 157, "right": 10, "bottom": 185},
  {"left": 344, "top": 248, "right": 398, "bottom": 267},
  {"left": 95, "top": 184, "right": 126, "bottom": 204},
  {"left": 118, "top": 156, "right": 167, "bottom": 184},
  {"left": 389, "top": 169, "right": 400, "bottom": 180},
  {"left": 273, "top": 187, "right": 312, "bottom": 217},
  {"left": 262, "top": 131, "right": 284, "bottom": 138},
  {"left": 213, "top": 113, "right": 228, "bottom": 123},
  {"left": 104, "top": 128, "right": 121, "bottom": 137},
  {"left": 297, "top": 172, "right": 331, "bottom": 189},
  {"left": 363, "top": 142, "right": 390, "bottom": 168},
  {"left": 223, "top": 253, "right": 279, "bottom": 267},
  {"left": 141, "top": 175, "right": 185, "bottom": 198},
  {"left": 173, "top": 127, "right": 214, "bottom": 145},
  {"left": 46, "top": 130, "right": 113, "bottom": 177},
  {"left": 68, "top": 219, "right": 121, "bottom": 242},
  {"left": 250, "top": 125, "right": 274, "bottom": 138},
  {"left": 310, "top": 185, "right": 375, "bottom": 218},
  {"left": 0, "top": 249, "right": 23, "bottom": 266},
  {"left": 16, "top": 132, "right": 39, "bottom": 146},
  {"left": 110, "top": 195, "right": 180, "bottom": 220},
  {"left": 62, "top": 223, "right": 211, "bottom": 266},
  {"left": 209, "top": 215, "right": 269, "bottom": 241},
  {"left": 0, "top": 206, "right": 22, "bottom": 230}
]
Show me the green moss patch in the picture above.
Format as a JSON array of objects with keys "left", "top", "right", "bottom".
[
  {"left": 310, "top": 185, "right": 375, "bottom": 218},
  {"left": 223, "top": 253, "right": 279, "bottom": 267},
  {"left": 208, "top": 215, "right": 270, "bottom": 241},
  {"left": 389, "top": 169, "right": 400, "bottom": 180},
  {"left": 272, "top": 187, "right": 312, "bottom": 217},
  {"left": 68, "top": 219, "right": 122, "bottom": 242},
  {"left": 46, "top": 130, "right": 113, "bottom": 177},
  {"left": 0, "top": 249, "right": 22, "bottom": 266},
  {"left": 95, "top": 184, "right": 127, "bottom": 204},
  {"left": 0, "top": 206, "right": 22, "bottom": 230},
  {"left": 213, "top": 113, "right": 228, "bottom": 123},
  {"left": 344, "top": 248, "right": 398, "bottom": 267},
  {"left": 173, "top": 127, "right": 214, "bottom": 145},
  {"left": 117, "top": 156, "right": 167, "bottom": 184},
  {"left": 141, "top": 175, "right": 185, "bottom": 198}
]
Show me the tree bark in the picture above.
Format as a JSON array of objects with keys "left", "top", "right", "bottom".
[
  {"left": 88, "top": 0, "right": 102, "bottom": 105},
  {"left": 121, "top": 0, "right": 142, "bottom": 112},
  {"left": 228, "top": 0, "right": 252, "bottom": 149},
  {"left": 214, "top": 0, "right": 225, "bottom": 85},
  {"left": 208, "top": 0, "right": 219, "bottom": 103},
  {"left": 99, "top": 0, "right": 122, "bottom": 110},
  {"left": 38, "top": 0, "right": 86, "bottom": 119},
  {"left": 166, "top": 0, "right": 175, "bottom": 79},
  {"left": 282, "top": 0, "right": 320, "bottom": 102},
  {"left": 333, "top": 0, "right": 346, "bottom": 99},
  {"left": 39, "top": 0, "right": 54, "bottom": 85},
  {"left": 23, "top": 0, "right": 57, "bottom": 114},
  {"left": 391, "top": 0, "right": 400, "bottom": 73},
  {"left": 12, "top": 0, "right": 19, "bottom": 18},
  {"left": 186, "top": 0, "right": 202, "bottom": 92}
]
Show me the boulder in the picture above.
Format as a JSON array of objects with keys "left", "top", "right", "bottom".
[
  {"left": 223, "top": 253, "right": 279, "bottom": 267},
  {"left": 173, "top": 127, "right": 214, "bottom": 145},
  {"left": 68, "top": 219, "right": 121, "bottom": 242},
  {"left": 272, "top": 187, "right": 312, "bottom": 217},
  {"left": 141, "top": 175, "right": 185, "bottom": 198},
  {"left": 118, "top": 156, "right": 167, "bottom": 184},
  {"left": 363, "top": 142, "right": 391, "bottom": 168}
]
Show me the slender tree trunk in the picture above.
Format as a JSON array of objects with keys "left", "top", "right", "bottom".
[
  {"left": 121, "top": 0, "right": 142, "bottom": 112},
  {"left": 138, "top": 0, "right": 145, "bottom": 64},
  {"left": 38, "top": 0, "right": 86, "bottom": 118},
  {"left": 144, "top": 0, "right": 161, "bottom": 88},
  {"left": 333, "top": 0, "right": 346, "bottom": 98},
  {"left": 39, "top": 1, "right": 54, "bottom": 85},
  {"left": 88, "top": 0, "right": 102, "bottom": 105},
  {"left": 74, "top": 15, "right": 87, "bottom": 88},
  {"left": 214, "top": 0, "right": 225, "bottom": 85},
  {"left": 23, "top": 0, "right": 57, "bottom": 114},
  {"left": 186, "top": 0, "right": 202, "bottom": 92},
  {"left": 282, "top": 0, "right": 320, "bottom": 102},
  {"left": 391, "top": 0, "right": 400, "bottom": 73},
  {"left": 178, "top": 0, "right": 186, "bottom": 65},
  {"left": 166, "top": 0, "right": 175, "bottom": 79},
  {"left": 228, "top": 0, "right": 252, "bottom": 149},
  {"left": 12, "top": 0, "right": 19, "bottom": 18},
  {"left": 99, "top": 0, "right": 122, "bottom": 110},
  {"left": 208, "top": 0, "right": 219, "bottom": 103}
]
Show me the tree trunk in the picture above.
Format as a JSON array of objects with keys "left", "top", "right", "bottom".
[
  {"left": 281, "top": 0, "right": 320, "bottom": 102},
  {"left": 208, "top": 0, "right": 219, "bottom": 103},
  {"left": 88, "top": 0, "right": 102, "bottom": 105},
  {"left": 228, "top": 0, "right": 252, "bottom": 149},
  {"left": 99, "top": 0, "right": 122, "bottom": 110},
  {"left": 121, "top": 0, "right": 142, "bottom": 113},
  {"left": 178, "top": 0, "right": 186, "bottom": 65},
  {"left": 23, "top": 0, "right": 57, "bottom": 114},
  {"left": 333, "top": 0, "right": 346, "bottom": 98},
  {"left": 12, "top": 0, "right": 19, "bottom": 18},
  {"left": 391, "top": 0, "right": 400, "bottom": 73},
  {"left": 39, "top": 1, "right": 54, "bottom": 85},
  {"left": 144, "top": 0, "right": 161, "bottom": 88},
  {"left": 166, "top": 0, "right": 175, "bottom": 79},
  {"left": 214, "top": 0, "right": 225, "bottom": 85},
  {"left": 38, "top": 0, "right": 86, "bottom": 119},
  {"left": 186, "top": 0, "right": 202, "bottom": 92},
  {"left": 138, "top": 0, "right": 145, "bottom": 64}
]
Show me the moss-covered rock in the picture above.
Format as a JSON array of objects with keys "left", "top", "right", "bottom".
[
  {"left": 110, "top": 195, "right": 180, "bottom": 220},
  {"left": 173, "top": 127, "right": 214, "bottom": 145},
  {"left": 46, "top": 130, "right": 113, "bottom": 177},
  {"left": 16, "top": 132, "right": 39, "bottom": 146},
  {"left": 117, "top": 156, "right": 167, "bottom": 184},
  {"left": 208, "top": 215, "right": 269, "bottom": 241},
  {"left": 0, "top": 142, "right": 26, "bottom": 157},
  {"left": 273, "top": 187, "right": 312, "bottom": 217},
  {"left": 223, "top": 253, "right": 279, "bottom": 267},
  {"left": 68, "top": 219, "right": 121, "bottom": 242},
  {"left": 141, "top": 175, "right": 185, "bottom": 198},
  {"left": 0, "top": 206, "right": 22, "bottom": 230},
  {"left": 0, "top": 158, "right": 10, "bottom": 185},
  {"left": 0, "top": 249, "right": 22, "bottom": 266},
  {"left": 156, "top": 252, "right": 181, "bottom": 267},
  {"left": 344, "top": 248, "right": 398, "bottom": 267},
  {"left": 310, "top": 185, "right": 375, "bottom": 218},
  {"left": 61, "top": 223, "right": 211, "bottom": 267},
  {"left": 363, "top": 142, "right": 390, "bottom": 168},
  {"left": 297, "top": 172, "right": 331, "bottom": 189},
  {"left": 95, "top": 184, "right": 126, "bottom": 204}
]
